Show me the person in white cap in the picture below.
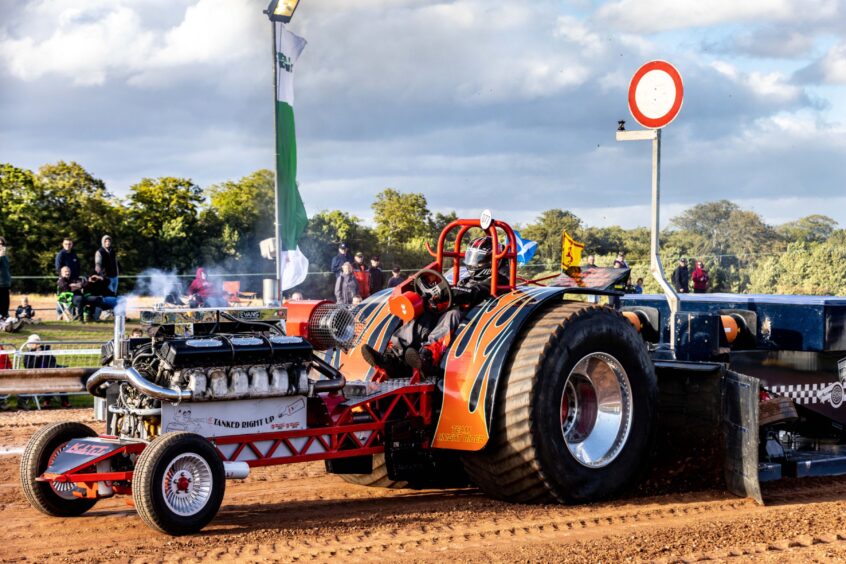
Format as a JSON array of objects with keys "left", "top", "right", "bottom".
[{"left": 24, "top": 334, "right": 66, "bottom": 407}]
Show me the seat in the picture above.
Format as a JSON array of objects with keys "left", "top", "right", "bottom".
[
  {"left": 56, "top": 292, "right": 75, "bottom": 322},
  {"left": 222, "top": 281, "right": 257, "bottom": 306}
]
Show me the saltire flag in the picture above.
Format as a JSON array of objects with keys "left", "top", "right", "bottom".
[
  {"left": 513, "top": 231, "right": 538, "bottom": 266},
  {"left": 275, "top": 23, "right": 309, "bottom": 290},
  {"left": 560, "top": 230, "right": 584, "bottom": 271}
]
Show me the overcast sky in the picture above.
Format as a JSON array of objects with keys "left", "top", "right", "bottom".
[{"left": 2, "top": 0, "right": 845, "bottom": 229}]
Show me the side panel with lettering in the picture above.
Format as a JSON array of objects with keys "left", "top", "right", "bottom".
[
  {"left": 44, "top": 438, "right": 127, "bottom": 476},
  {"left": 161, "top": 397, "right": 307, "bottom": 438}
]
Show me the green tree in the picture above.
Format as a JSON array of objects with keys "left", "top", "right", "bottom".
[
  {"left": 748, "top": 238, "right": 846, "bottom": 295},
  {"left": 206, "top": 169, "right": 276, "bottom": 273},
  {"left": 777, "top": 214, "right": 838, "bottom": 244},
  {"left": 372, "top": 188, "right": 431, "bottom": 247},
  {"left": 521, "top": 209, "right": 582, "bottom": 269},
  {"left": 126, "top": 177, "right": 205, "bottom": 274},
  {"left": 36, "top": 161, "right": 124, "bottom": 276}
]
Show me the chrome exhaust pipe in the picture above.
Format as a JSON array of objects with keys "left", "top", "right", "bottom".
[{"left": 86, "top": 366, "right": 192, "bottom": 402}]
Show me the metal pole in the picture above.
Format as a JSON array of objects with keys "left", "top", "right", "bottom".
[
  {"left": 649, "top": 129, "right": 679, "bottom": 348},
  {"left": 616, "top": 127, "right": 679, "bottom": 349},
  {"left": 271, "top": 22, "right": 284, "bottom": 303}
]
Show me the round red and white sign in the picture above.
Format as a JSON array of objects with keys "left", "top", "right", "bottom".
[{"left": 628, "top": 61, "right": 683, "bottom": 129}]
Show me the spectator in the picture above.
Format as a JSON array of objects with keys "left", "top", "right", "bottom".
[
  {"left": 94, "top": 235, "right": 120, "bottom": 295},
  {"left": 634, "top": 277, "right": 644, "bottom": 294},
  {"left": 23, "top": 334, "right": 57, "bottom": 369},
  {"left": 584, "top": 254, "right": 597, "bottom": 269},
  {"left": 334, "top": 262, "right": 360, "bottom": 305},
  {"left": 15, "top": 296, "right": 37, "bottom": 322},
  {"left": 387, "top": 266, "right": 404, "bottom": 288},
  {"left": 613, "top": 259, "right": 624, "bottom": 268},
  {"left": 692, "top": 260, "right": 710, "bottom": 294},
  {"left": 352, "top": 252, "right": 371, "bottom": 298},
  {"left": 369, "top": 255, "right": 384, "bottom": 292},
  {"left": 86, "top": 274, "right": 118, "bottom": 320},
  {"left": 24, "top": 334, "right": 66, "bottom": 408},
  {"left": 130, "top": 328, "right": 144, "bottom": 338},
  {"left": 187, "top": 268, "right": 227, "bottom": 308},
  {"left": 57, "top": 266, "right": 99, "bottom": 321},
  {"left": 55, "top": 237, "right": 81, "bottom": 280},
  {"left": 0, "top": 236, "right": 9, "bottom": 319},
  {"left": 330, "top": 243, "right": 352, "bottom": 278},
  {"left": 615, "top": 252, "right": 628, "bottom": 269},
  {"left": 351, "top": 295, "right": 362, "bottom": 306},
  {"left": 671, "top": 258, "right": 690, "bottom": 294}
]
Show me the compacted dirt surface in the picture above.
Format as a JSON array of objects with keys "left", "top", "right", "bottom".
[{"left": 2, "top": 409, "right": 846, "bottom": 563}]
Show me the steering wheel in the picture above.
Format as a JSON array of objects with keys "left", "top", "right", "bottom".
[{"left": 413, "top": 269, "right": 453, "bottom": 310}]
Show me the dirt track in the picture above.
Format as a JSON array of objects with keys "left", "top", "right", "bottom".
[{"left": 3, "top": 409, "right": 846, "bottom": 563}]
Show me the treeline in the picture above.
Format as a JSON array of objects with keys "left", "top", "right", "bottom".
[{"left": 1, "top": 161, "right": 844, "bottom": 297}]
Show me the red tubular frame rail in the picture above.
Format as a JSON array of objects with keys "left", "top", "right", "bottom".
[
  {"left": 425, "top": 219, "right": 518, "bottom": 297},
  {"left": 214, "top": 384, "right": 434, "bottom": 466},
  {"left": 40, "top": 385, "right": 435, "bottom": 492}
]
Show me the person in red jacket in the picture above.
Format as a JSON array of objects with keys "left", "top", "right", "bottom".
[
  {"left": 352, "top": 252, "right": 370, "bottom": 298},
  {"left": 692, "top": 260, "right": 709, "bottom": 293},
  {"left": 187, "top": 268, "right": 227, "bottom": 307}
]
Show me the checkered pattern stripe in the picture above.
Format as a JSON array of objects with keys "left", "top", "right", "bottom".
[{"left": 769, "top": 383, "right": 830, "bottom": 405}]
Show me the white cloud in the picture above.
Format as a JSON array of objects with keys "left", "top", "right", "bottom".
[
  {"left": 710, "top": 61, "right": 802, "bottom": 103},
  {"left": 0, "top": 0, "right": 263, "bottom": 87},
  {"left": 597, "top": 0, "right": 840, "bottom": 33},
  {"left": 0, "top": 6, "right": 155, "bottom": 86},
  {"left": 804, "top": 41, "right": 846, "bottom": 85}
]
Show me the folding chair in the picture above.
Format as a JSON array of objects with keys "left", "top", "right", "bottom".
[
  {"left": 222, "top": 281, "right": 257, "bottom": 306},
  {"left": 56, "top": 292, "right": 75, "bottom": 322}
]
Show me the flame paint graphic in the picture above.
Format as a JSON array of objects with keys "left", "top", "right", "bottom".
[
  {"left": 432, "top": 287, "right": 560, "bottom": 450},
  {"left": 335, "top": 290, "right": 401, "bottom": 381}
]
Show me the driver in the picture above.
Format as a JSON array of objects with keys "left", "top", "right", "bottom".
[{"left": 361, "top": 236, "right": 505, "bottom": 378}]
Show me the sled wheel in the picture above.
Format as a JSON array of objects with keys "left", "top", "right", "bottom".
[
  {"left": 20, "top": 421, "right": 99, "bottom": 516},
  {"left": 133, "top": 432, "right": 225, "bottom": 535},
  {"left": 463, "top": 302, "right": 657, "bottom": 503},
  {"left": 339, "top": 454, "right": 409, "bottom": 489}
]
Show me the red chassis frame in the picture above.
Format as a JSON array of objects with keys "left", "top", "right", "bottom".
[{"left": 41, "top": 384, "right": 435, "bottom": 496}]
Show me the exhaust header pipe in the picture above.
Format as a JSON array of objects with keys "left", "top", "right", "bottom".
[{"left": 86, "top": 366, "right": 192, "bottom": 402}]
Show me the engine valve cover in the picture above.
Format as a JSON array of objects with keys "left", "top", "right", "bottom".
[{"left": 159, "top": 335, "right": 312, "bottom": 369}]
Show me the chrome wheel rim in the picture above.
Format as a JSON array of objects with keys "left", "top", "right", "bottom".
[
  {"left": 161, "top": 453, "right": 213, "bottom": 516},
  {"left": 560, "top": 352, "right": 633, "bottom": 468},
  {"left": 48, "top": 442, "right": 76, "bottom": 500}
]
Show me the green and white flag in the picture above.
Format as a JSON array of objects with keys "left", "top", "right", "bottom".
[{"left": 275, "top": 23, "right": 308, "bottom": 291}]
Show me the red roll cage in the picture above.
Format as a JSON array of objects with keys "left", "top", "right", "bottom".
[{"left": 424, "top": 218, "right": 519, "bottom": 297}]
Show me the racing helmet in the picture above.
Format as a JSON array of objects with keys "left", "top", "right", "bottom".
[{"left": 464, "top": 236, "right": 494, "bottom": 272}]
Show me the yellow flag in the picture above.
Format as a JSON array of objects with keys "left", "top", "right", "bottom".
[{"left": 561, "top": 231, "right": 585, "bottom": 271}]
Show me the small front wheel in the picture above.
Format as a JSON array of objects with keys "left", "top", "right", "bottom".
[
  {"left": 20, "top": 422, "right": 99, "bottom": 516},
  {"left": 133, "top": 432, "right": 225, "bottom": 535}
]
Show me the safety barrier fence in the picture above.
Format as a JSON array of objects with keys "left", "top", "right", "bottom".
[{"left": 0, "top": 341, "right": 104, "bottom": 408}]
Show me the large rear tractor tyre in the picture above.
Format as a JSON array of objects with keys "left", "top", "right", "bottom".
[
  {"left": 463, "top": 302, "right": 657, "bottom": 503},
  {"left": 20, "top": 422, "right": 99, "bottom": 517},
  {"left": 133, "top": 432, "right": 225, "bottom": 535},
  {"left": 339, "top": 454, "right": 409, "bottom": 489}
]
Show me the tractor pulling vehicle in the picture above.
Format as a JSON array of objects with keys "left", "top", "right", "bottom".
[{"left": 20, "top": 216, "right": 846, "bottom": 535}]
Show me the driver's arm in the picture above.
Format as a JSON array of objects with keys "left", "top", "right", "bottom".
[{"left": 452, "top": 277, "right": 491, "bottom": 307}]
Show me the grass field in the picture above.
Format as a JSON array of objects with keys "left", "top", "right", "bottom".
[{"left": 4, "top": 293, "right": 150, "bottom": 348}]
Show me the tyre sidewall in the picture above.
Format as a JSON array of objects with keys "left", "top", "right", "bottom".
[
  {"left": 533, "top": 308, "right": 656, "bottom": 502},
  {"left": 21, "top": 422, "right": 98, "bottom": 516},
  {"left": 141, "top": 434, "right": 225, "bottom": 535}
]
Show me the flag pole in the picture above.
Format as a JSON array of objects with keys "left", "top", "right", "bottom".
[{"left": 271, "top": 22, "right": 283, "bottom": 303}]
